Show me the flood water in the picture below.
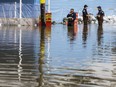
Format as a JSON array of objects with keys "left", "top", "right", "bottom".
[{"left": 0, "top": 24, "right": 116, "bottom": 87}]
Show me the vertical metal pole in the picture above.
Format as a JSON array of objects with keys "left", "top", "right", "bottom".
[
  {"left": 14, "top": 2, "right": 17, "bottom": 18},
  {"left": 40, "top": 0, "right": 46, "bottom": 26},
  {"left": 48, "top": 0, "right": 50, "bottom": 12},
  {"left": 20, "top": 0, "right": 22, "bottom": 19}
]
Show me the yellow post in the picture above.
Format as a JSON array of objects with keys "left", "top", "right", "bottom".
[{"left": 40, "top": 0, "right": 46, "bottom": 4}]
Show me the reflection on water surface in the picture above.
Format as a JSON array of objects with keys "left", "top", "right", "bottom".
[{"left": 0, "top": 24, "right": 116, "bottom": 87}]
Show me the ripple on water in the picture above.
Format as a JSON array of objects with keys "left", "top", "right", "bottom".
[{"left": 0, "top": 24, "right": 116, "bottom": 87}]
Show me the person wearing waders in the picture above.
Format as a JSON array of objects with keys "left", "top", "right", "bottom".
[
  {"left": 67, "top": 8, "right": 76, "bottom": 26},
  {"left": 82, "top": 5, "right": 89, "bottom": 25},
  {"left": 97, "top": 6, "right": 105, "bottom": 26}
]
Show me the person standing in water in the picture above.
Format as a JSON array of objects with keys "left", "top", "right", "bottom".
[
  {"left": 82, "top": 5, "right": 89, "bottom": 25},
  {"left": 96, "top": 6, "right": 105, "bottom": 26},
  {"left": 67, "top": 8, "right": 76, "bottom": 26}
]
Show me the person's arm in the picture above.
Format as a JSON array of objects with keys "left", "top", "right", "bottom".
[
  {"left": 101, "top": 11, "right": 105, "bottom": 16},
  {"left": 67, "top": 13, "right": 73, "bottom": 21},
  {"left": 97, "top": 11, "right": 100, "bottom": 17},
  {"left": 67, "top": 14, "right": 69, "bottom": 17},
  {"left": 67, "top": 13, "right": 71, "bottom": 18},
  {"left": 73, "top": 13, "right": 76, "bottom": 20},
  {"left": 82, "top": 9, "right": 86, "bottom": 16},
  {"left": 83, "top": 9, "right": 88, "bottom": 17}
]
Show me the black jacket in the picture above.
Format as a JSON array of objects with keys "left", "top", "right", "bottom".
[
  {"left": 82, "top": 8, "right": 88, "bottom": 18},
  {"left": 67, "top": 12, "right": 76, "bottom": 22},
  {"left": 97, "top": 10, "right": 105, "bottom": 16},
  {"left": 97, "top": 10, "right": 105, "bottom": 21}
]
